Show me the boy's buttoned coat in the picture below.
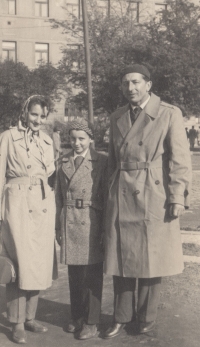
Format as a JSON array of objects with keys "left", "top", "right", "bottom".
[
  {"left": 55, "top": 147, "right": 107, "bottom": 265},
  {"left": 105, "top": 93, "right": 192, "bottom": 278}
]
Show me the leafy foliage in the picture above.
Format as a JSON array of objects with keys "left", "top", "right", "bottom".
[
  {"left": 0, "top": 60, "right": 64, "bottom": 130},
  {"left": 52, "top": 0, "right": 200, "bottom": 117}
]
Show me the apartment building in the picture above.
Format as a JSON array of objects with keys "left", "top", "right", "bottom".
[{"left": 0, "top": 0, "right": 199, "bottom": 122}]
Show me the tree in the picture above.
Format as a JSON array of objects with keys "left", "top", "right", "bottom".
[
  {"left": 51, "top": 0, "right": 200, "bottom": 117},
  {"left": 0, "top": 60, "right": 64, "bottom": 130}
]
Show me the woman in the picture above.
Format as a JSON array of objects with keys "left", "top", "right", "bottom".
[{"left": 0, "top": 95, "right": 56, "bottom": 344}]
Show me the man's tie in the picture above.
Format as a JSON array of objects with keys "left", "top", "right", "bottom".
[
  {"left": 74, "top": 156, "right": 84, "bottom": 170},
  {"left": 130, "top": 106, "right": 142, "bottom": 125}
]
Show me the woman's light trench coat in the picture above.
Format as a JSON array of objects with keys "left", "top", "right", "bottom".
[
  {"left": 105, "top": 93, "right": 192, "bottom": 278},
  {"left": 0, "top": 127, "right": 55, "bottom": 290}
]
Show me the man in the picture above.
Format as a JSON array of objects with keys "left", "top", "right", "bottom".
[
  {"left": 104, "top": 64, "right": 192, "bottom": 338},
  {"left": 188, "top": 125, "right": 197, "bottom": 150}
]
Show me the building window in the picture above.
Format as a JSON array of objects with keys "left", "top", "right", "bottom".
[
  {"left": 97, "top": 0, "right": 109, "bottom": 16},
  {"left": 2, "top": 41, "right": 16, "bottom": 62},
  {"left": 8, "top": 0, "right": 16, "bottom": 14},
  {"left": 35, "top": 0, "right": 49, "bottom": 17},
  {"left": 35, "top": 43, "right": 49, "bottom": 65},
  {"left": 127, "top": 1, "right": 140, "bottom": 23},
  {"left": 155, "top": 3, "right": 167, "bottom": 20},
  {"left": 66, "top": 0, "right": 81, "bottom": 18},
  {"left": 67, "top": 44, "right": 81, "bottom": 68}
]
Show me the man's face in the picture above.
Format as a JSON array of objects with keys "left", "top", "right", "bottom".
[{"left": 121, "top": 73, "right": 152, "bottom": 106}]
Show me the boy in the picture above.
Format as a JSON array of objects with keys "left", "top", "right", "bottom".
[{"left": 55, "top": 119, "right": 107, "bottom": 340}]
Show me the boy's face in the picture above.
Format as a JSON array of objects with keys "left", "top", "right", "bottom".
[{"left": 69, "top": 129, "right": 93, "bottom": 155}]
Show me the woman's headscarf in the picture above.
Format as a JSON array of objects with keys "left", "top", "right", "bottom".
[
  {"left": 18, "top": 95, "right": 49, "bottom": 159},
  {"left": 19, "top": 95, "right": 49, "bottom": 130}
]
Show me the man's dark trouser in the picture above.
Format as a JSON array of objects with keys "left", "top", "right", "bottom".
[
  {"left": 68, "top": 262, "right": 103, "bottom": 325},
  {"left": 113, "top": 276, "right": 161, "bottom": 323},
  {"left": 6, "top": 281, "right": 39, "bottom": 323}
]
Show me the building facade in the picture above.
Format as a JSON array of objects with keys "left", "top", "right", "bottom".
[{"left": 0, "top": 0, "right": 199, "bottom": 123}]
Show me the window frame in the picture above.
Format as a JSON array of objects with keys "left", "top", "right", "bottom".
[
  {"left": 35, "top": 43, "right": 49, "bottom": 65},
  {"left": 2, "top": 41, "right": 17, "bottom": 62},
  {"left": 35, "top": 0, "right": 49, "bottom": 17},
  {"left": 7, "top": 0, "right": 16, "bottom": 15},
  {"left": 126, "top": 1, "right": 140, "bottom": 23}
]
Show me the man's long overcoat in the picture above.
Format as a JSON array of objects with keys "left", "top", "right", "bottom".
[
  {"left": 104, "top": 93, "right": 192, "bottom": 278},
  {"left": 0, "top": 127, "right": 55, "bottom": 290},
  {"left": 55, "top": 147, "right": 107, "bottom": 265}
]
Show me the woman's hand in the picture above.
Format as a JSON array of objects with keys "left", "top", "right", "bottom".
[{"left": 56, "top": 229, "right": 62, "bottom": 246}]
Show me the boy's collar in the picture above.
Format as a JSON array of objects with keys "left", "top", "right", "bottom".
[{"left": 73, "top": 148, "right": 89, "bottom": 159}]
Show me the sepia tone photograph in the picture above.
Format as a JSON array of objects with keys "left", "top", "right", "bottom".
[{"left": 0, "top": 1, "right": 200, "bottom": 346}]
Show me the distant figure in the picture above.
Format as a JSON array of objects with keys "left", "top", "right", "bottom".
[
  {"left": 188, "top": 126, "right": 197, "bottom": 150},
  {"left": 52, "top": 126, "right": 62, "bottom": 168},
  {"left": 197, "top": 126, "right": 200, "bottom": 146}
]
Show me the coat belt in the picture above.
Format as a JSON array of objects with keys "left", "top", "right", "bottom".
[
  {"left": 64, "top": 199, "right": 102, "bottom": 210},
  {"left": 117, "top": 160, "right": 162, "bottom": 170},
  {"left": 6, "top": 176, "right": 48, "bottom": 199}
]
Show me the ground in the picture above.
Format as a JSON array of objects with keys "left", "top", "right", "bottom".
[{"left": 0, "top": 149, "right": 200, "bottom": 347}]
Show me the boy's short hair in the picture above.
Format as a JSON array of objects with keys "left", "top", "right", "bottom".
[{"left": 68, "top": 119, "right": 94, "bottom": 139}]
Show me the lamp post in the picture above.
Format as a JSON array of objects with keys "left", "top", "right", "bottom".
[{"left": 81, "top": 0, "right": 94, "bottom": 124}]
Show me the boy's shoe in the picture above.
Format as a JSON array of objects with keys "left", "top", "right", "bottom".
[
  {"left": 78, "top": 323, "right": 97, "bottom": 340},
  {"left": 12, "top": 326, "right": 27, "bottom": 344},
  {"left": 67, "top": 318, "right": 83, "bottom": 333},
  {"left": 24, "top": 320, "right": 48, "bottom": 333}
]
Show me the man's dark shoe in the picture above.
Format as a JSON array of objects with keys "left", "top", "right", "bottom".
[
  {"left": 139, "top": 321, "right": 155, "bottom": 334},
  {"left": 12, "top": 327, "right": 27, "bottom": 344},
  {"left": 104, "top": 323, "right": 125, "bottom": 339},
  {"left": 24, "top": 320, "right": 48, "bottom": 333},
  {"left": 78, "top": 324, "right": 97, "bottom": 340},
  {"left": 67, "top": 318, "right": 83, "bottom": 333}
]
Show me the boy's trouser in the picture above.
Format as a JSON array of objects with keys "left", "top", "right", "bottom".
[
  {"left": 6, "top": 281, "right": 39, "bottom": 323},
  {"left": 68, "top": 262, "right": 103, "bottom": 325},
  {"left": 113, "top": 276, "right": 161, "bottom": 323}
]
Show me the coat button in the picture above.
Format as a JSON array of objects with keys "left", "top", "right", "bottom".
[
  {"left": 43, "top": 209, "right": 47, "bottom": 213},
  {"left": 135, "top": 190, "right": 140, "bottom": 195},
  {"left": 122, "top": 188, "right": 126, "bottom": 193},
  {"left": 29, "top": 186, "right": 32, "bottom": 190},
  {"left": 29, "top": 210, "right": 32, "bottom": 213},
  {"left": 82, "top": 189, "right": 86, "bottom": 193},
  {"left": 138, "top": 141, "right": 143, "bottom": 146},
  {"left": 27, "top": 165, "right": 31, "bottom": 169},
  {"left": 155, "top": 180, "right": 160, "bottom": 185},
  {"left": 81, "top": 221, "right": 85, "bottom": 225}
]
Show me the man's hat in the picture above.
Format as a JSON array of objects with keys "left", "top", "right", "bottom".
[{"left": 120, "top": 64, "right": 151, "bottom": 81}]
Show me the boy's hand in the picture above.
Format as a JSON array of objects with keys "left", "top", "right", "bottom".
[{"left": 56, "top": 229, "right": 62, "bottom": 246}]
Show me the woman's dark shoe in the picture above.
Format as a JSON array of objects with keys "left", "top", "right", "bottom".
[
  {"left": 104, "top": 323, "right": 125, "bottom": 339},
  {"left": 24, "top": 320, "right": 48, "bottom": 333},
  {"left": 12, "top": 326, "right": 27, "bottom": 344},
  {"left": 139, "top": 321, "right": 155, "bottom": 334},
  {"left": 67, "top": 318, "right": 83, "bottom": 333}
]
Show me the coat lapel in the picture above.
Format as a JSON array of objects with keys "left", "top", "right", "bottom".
[
  {"left": 61, "top": 153, "right": 75, "bottom": 180},
  {"left": 71, "top": 148, "right": 98, "bottom": 185},
  {"left": 116, "top": 104, "right": 132, "bottom": 138},
  {"left": 119, "top": 93, "right": 161, "bottom": 147}
]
